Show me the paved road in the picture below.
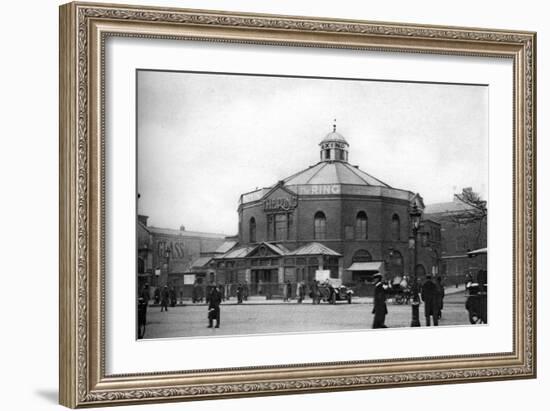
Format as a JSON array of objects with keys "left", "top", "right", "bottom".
[{"left": 143, "top": 294, "right": 472, "bottom": 339}]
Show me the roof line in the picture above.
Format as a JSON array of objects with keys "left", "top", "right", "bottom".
[
  {"left": 304, "top": 161, "right": 329, "bottom": 184},
  {"left": 334, "top": 160, "right": 343, "bottom": 184},
  {"left": 341, "top": 163, "right": 374, "bottom": 186},
  {"left": 283, "top": 162, "right": 322, "bottom": 183},
  {"left": 345, "top": 163, "right": 392, "bottom": 188}
]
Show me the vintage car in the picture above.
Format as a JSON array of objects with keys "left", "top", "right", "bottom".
[{"left": 316, "top": 280, "right": 354, "bottom": 304}]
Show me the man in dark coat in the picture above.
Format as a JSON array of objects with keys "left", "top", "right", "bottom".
[
  {"left": 243, "top": 281, "right": 249, "bottom": 301},
  {"left": 236, "top": 283, "right": 243, "bottom": 304},
  {"left": 310, "top": 280, "right": 320, "bottom": 304},
  {"left": 372, "top": 274, "right": 391, "bottom": 328},
  {"left": 153, "top": 287, "right": 160, "bottom": 305},
  {"left": 208, "top": 285, "right": 222, "bottom": 328},
  {"left": 160, "top": 285, "right": 170, "bottom": 312},
  {"left": 421, "top": 276, "right": 439, "bottom": 326},
  {"left": 137, "top": 283, "right": 149, "bottom": 339},
  {"left": 169, "top": 286, "right": 177, "bottom": 307}
]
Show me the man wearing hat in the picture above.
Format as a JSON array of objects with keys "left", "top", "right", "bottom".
[
  {"left": 208, "top": 284, "right": 222, "bottom": 328},
  {"left": 372, "top": 273, "right": 391, "bottom": 328},
  {"left": 160, "top": 285, "right": 170, "bottom": 312}
]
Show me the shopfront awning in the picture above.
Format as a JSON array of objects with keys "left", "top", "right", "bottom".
[
  {"left": 346, "top": 261, "right": 384, "bottom": 272},
  {"left": 467, "top": 248, "right": 487, "bottom": 256}
]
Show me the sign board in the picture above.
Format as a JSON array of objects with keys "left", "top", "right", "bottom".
[
  {"left": 315, "top": 269, "right": 331, "bottom": 282},
  {"left": 183, "top": 274, "right": 196, "bottom": 285},
  {"left": 263, "top": 196, "right": 298, "bottom": 211},
  {"left": 154, "top": 268, "right": 161, "bottom": 276}
]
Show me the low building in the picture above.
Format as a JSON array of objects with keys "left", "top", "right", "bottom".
[
  {"left": 423, "top": 192, "right": 487, "bottom": 286},
  {"left": 136, "top": 215, "right": 227, "bottom": 297}
]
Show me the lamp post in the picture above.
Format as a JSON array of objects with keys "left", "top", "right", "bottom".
[{"left": 409, "top": 203, "right": 422, "bottom": 327}]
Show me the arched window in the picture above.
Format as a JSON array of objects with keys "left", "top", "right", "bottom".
[
  {"left": 391, "top": 214, "right": 401, "bottom": 241},
  {"left": 352, "top": 249, "right": 372, "bottom": 263},
  {"left": 137, "top": 257, "right": 145, "bottom": 274},
  {"left": 355, "top": 211, "right": 368, "bottom": 239},
  {"left": 314, "top": 211, "right": 327, "bottom": 240},
  {"left": 249, "top": 217, "right": 256, "bottom": 243}
]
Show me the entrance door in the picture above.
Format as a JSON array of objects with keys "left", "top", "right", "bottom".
[{"left": 251, "top": 269, "right": 277, "bottom": 295}]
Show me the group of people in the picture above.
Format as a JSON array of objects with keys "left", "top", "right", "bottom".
[
  {"left": 192, "top": 281, "right": 250, "bottom": 304},
  {"left": 372, "top": 274, "right": 445, "bottom": 329},
  {"left": 151, "top": 285, "right": 178, "bottom": 311},
  {"left": 138, "top": 275, "right": 447, "bottom": 337},
  {"left": 283, "top": 280, "right": 307, "bottom": 303}
]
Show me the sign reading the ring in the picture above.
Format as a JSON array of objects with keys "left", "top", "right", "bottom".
[
  {"left": 298, "top": 184, "right": 341, "bottom": 195},
  {"left": 264, "top": 196, "right": 298, "bottom": 211}
]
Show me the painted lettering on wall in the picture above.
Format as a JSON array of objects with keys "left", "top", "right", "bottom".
[
  {"left": 264, "top": 196, "right": 298, "bottom": 211},
  {"left": 157, "top": 241, "right": 185, "bottom": 259},
  {"left": 298, "top": 184, "right": 341, "bottom": 195}
]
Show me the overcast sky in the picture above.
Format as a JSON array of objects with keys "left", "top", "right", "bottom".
[{"left": 137, "top": 70, "right": 488, "bottom": 235}]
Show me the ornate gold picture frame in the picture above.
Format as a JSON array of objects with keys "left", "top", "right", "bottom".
[{"left": 59, "top": 1, "right": 536, "bottom": 408}]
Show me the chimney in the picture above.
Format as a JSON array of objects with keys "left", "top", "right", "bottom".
[{"left": 137, "top": 215, "right": 149, "bottom": 226}]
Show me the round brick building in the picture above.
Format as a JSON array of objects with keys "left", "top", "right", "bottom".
[{"left": 209, "top": 125, "right": 441, "bottom": 296}]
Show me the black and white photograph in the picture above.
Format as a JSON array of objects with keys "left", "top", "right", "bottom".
[{"left": 136, "top": 69, "right": 488, "bottom": 340}]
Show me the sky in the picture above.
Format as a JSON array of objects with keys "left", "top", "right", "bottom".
[{"left": 137, "top": 70, "right": 488, "bottom": 235}]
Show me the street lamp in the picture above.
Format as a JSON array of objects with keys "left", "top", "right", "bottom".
[{"left": 409, "top": 203, "right": 422, "bottom": 327}]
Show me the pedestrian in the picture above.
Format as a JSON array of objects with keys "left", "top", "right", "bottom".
[
  {"left": 160, "top": 285, "right": 170, "bottom": 312},
  {"left": 153, "top": 287, "right": 160, "bottom": 305},
  {"left": 207, "top": 285, "right": 222, "bottom": 328},
  {"left": 283, "top": 280, "right": 291, "bottom": 302},
  {"left": 137, "top": 283, "right": 149, "bottom": 339},
  {"left": 224, "top": 281, "right": 231, "bottom": 301},
  {"left": 169, "top": 286, "right": 177, "bottom": 307},
  {"left": 236, "top": 283, "right": 243, "bottom": 304},
  {"left": 310, "top": 280, "right": 320, "bottom": 304},
  {"left": 301, "top": 281, "right": 306, "bottom": 301},
  {"left": 192, "top": 280, "right": 200, "bottom": 303},
  {"left": 435, "top": 276, "right": 445, "bottom": 319},
  {"left": 243, "top": 280, "right": 249, "bottom": 301},
  {"left": 421, "top": 275, "right": 439, "bottom": 326},
  {"left": 372, "top": 274, "right": 391, "bottom": 328}
]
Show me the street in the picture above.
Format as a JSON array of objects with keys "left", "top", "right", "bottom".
[{"left": 143, "top": 292, "right": 473, "bottom": 339}]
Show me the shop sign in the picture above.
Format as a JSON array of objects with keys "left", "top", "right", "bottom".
[{"left": 263, "top": 196, "right": 298, "bottom": 211}]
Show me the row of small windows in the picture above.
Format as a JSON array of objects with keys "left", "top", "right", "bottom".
[{"left": 249, "top": 212, "right": 401, "bottom": 242}]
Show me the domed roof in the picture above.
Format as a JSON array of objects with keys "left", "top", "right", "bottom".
[{"left": 320, "top": 130, "right": 348, "bottom": 144}]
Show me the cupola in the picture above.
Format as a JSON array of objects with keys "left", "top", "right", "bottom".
[{"left": 319, "top": 121, "right": 349, "bottom": 162}]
